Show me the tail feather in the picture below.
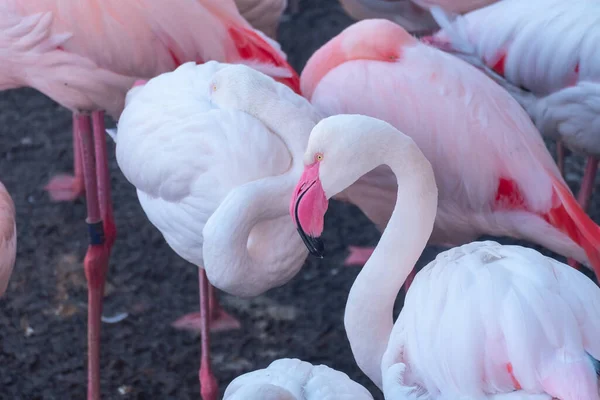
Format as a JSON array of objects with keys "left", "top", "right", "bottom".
[
  {"left": 227, "top": 25, "right": 301, "bottom": 94},
  {"left": 544, "top": 172, "right": 600, "bottom": 280}
]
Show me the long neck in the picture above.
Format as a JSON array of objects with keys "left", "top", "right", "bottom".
[
  {"left": 344, "top": 139, "right": 438, "bottom": 389},
  {"left": 240, "top": 85, "right": 321, "bottom": 158},
  {"left": 202, "top": 169, "right": 308, "bottom": 298}
]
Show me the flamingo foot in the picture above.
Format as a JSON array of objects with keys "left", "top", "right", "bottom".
[
  {"left": 44, "top": 174, "right": 85, "bottom": 202},
  {"left": 343, "top": 246, "right": 376, "bottom": 266},
  {"left": 171, "top": 310, "right": 241, "bottom": 333}
]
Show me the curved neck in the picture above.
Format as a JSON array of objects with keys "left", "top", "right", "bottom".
[
  {"left": 202, "top": 170, "right": 308, "bottom": 297},
  {"left": 344, "top": 139, "right": 438, "bottom": 389}
]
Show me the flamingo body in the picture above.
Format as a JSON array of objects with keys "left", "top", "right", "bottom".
[
  {"left": 224, "top": 358, "right": 374, "bottom": 399},
  {"left": 301, "top": 19, "right": 600, "bottom": 278},
  {"left": 0, "top": 181, "right": 16, "bottom": 297},
  {"left": 0, "top": 0, "right": 299, "bottom": 119},
  {"left": 385, "top": 241, "right": 600, "bottom": 399}
]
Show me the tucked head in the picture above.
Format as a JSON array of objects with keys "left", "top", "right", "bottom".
[{"left": 290, "top": 115, "right": 402, "bottom": 257}]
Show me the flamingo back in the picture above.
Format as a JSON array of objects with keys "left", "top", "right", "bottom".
[
  {"left": 224, "top": 358, "right": 374, "bottom": 399},
  {"left": 0, "top": 0, "right": 298, "bottom": 117},
  {"left": 115, "top": 61, "right": 292, "bottom": 266},
  {"left": 383, "top": 241, "right": 600, "bottom": 398},
  {"left": 0, "top": 181, "right": 16, "bottom": 297}
]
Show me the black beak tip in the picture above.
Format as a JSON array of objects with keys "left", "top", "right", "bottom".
[{"left": 309, "top": 236, "right": 325, "bottom": 258}]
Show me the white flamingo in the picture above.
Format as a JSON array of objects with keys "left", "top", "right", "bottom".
[
  {"left": 113, "top": 61, "right": 318, "bottom": 399},
  {"left": 424, "top": 0, "right": 600, "bottom": 211},
  {"left": 223, "top": 358, "right": 374, "bottom": 399},
  {"left": 290, "top": 114, "right": 600, "bottom": 399}
]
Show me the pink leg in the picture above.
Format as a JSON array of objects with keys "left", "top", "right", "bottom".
[
  {"left": 343, "top": 245, "right": 375, "bottom": 267},
  {"left": 556, "top": 140, "right": 566, "bottom": 176},
  {"left": 576, "top": 156, "right": 598, "bottom": 212},
  {"left": 198, "top": 269, "right": 218, "bottom": 400},
  {"left": 92, "top": 112, "right": 117, "bottom": 253},
  {"left": 76, "top": 114, "right": 109, "bottom": 400},
  {"left": 44, "top": 113, "right": 86, "bottom": 202},
  {"left": 172, "top": 283, "right": 241, "bottom": 333}
]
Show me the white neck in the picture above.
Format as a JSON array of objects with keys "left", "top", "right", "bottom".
[
  {"left": 202, "top": 170, "right": 308, "bottom": 297},
  {"left": 344, "top": 137, "right": 438, "bottom": 389}
]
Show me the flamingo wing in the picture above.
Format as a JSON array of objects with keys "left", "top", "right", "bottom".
[
  {"left": 114, "top": 61, "right": 291, "bottom": 266},
  {"left": 384, "top": 241, "right": 600, "bottom": 398}
]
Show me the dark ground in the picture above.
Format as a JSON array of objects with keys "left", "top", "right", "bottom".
[{"left": 0, "top": 1, "right": 598, "bottom": 399}]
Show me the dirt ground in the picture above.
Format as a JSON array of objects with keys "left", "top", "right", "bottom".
[{"left": 0, "top": 1, "right": 598, "bottom": 399}]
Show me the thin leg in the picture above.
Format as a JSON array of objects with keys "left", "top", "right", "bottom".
[
  {"left": 77, "top": 114, "right": 109, "bottom": 400},
  {"left": 171, "top": 284, "right": 241, "bottom": 333},
  {"left": 92, "top": 112, "right": 117, "bottom": 253},
  {"left": 576, "top": 156, "right": 598, "bottom": 212},
  {"left": 556, "top": 140, "right": 566, "bottom": 176},
  {"left": 199, "top": 269, "right": 218, "bottom": 400},
  {"left": 44, "top": 113, "right": 86, "bottom": 201}
]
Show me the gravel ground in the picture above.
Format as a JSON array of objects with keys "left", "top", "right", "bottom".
[{"left": 0, "top": 1, "right": 598, "bottom": 399}]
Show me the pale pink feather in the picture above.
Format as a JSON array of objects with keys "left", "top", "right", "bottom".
[{"left": 0, "top": 0, "right": 299, "bottom": 118}]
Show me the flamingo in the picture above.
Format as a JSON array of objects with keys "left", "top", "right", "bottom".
[
  {"left": 337, "top": 0, "right": 497, "bottom": 35},
  {"left": 0, "top": 1, "right": 299, "bottom": 398},
  {"left": 223, "top": 358, "right": 374, "bottom": 399},
  {"left": 234, "top": 0, "right": 287, "bottom": 39},
  {"left": 0, "top": 181, "right": 16, "bottom": 297},
  {"left": 299, "top": 19, "right": 600, "bottom": 287},
  {"left": 114, "top": 61, "right": 319, "bottom": 400},
  {"left": 290, "top": 114, "right": 600, "bottom": 399},
  {"left": 422, "top": 0, "right": 600, "bottom": 212}
]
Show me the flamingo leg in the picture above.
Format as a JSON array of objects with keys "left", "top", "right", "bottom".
[
  {"left": 199, "top": 269, "right": 218, "bottom": 400},
  {"left": 576, "top": 156, "right": 598, "bottom": 212},
  {"left": 171, "top": 284, "right": 241, "bottom": 333},
  {"left": 44, "top": 113, "right": 86, "bottom": 201},
  {"left": 76, "top": 113, "right": 109, "bottom": 400},
  {"left": 556, "top": 140, "right": 566, "bottom": 176},
  {"left": 91, "top": 112, "right": 117, "bottom": 253}
]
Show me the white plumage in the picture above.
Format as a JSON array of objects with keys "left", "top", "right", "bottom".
[
  {"left": 384, "top": 241, "right": 600, "bottom": 399},
  {"left": 114, "top": 61, "right": 310, "bottom": 297},
  {"left": 224, "top": 358, "right": 374, "bottom": 399}
]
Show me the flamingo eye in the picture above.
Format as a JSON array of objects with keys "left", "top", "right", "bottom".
[
  {"left": 315, "top": 153, "right": 323, "bottom": 162},
  {"left": 211, "top": 84, "right": 217, "bottom": 92}
]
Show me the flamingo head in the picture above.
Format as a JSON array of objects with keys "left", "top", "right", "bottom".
[{"left": 290, "top": 114, "right": 394, "bottom": 257}]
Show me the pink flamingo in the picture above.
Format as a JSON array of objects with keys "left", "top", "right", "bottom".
[
  {"left": 0, "top": 1, "right": 299, "bottom": 399},
  {"left": 234, "top": 0, "right": 287, "bottom": 39},
  {"left": 422, "top": 0, "right": 600, "bottom": 211},
  {"left": 299, "top": 20, "right": 600, "bottom": 285},
  {"left": 0, "top": 181, "right": 16, "bottom": 297},
  {"left": 290, "top": 113, "right": 600, "bottom": 399},
  {"left": 337, "top": 0, "right": 498, "bottom": 35}
]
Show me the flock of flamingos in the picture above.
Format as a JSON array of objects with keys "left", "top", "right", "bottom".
[{"left": 0, "top": 0, "right": 599, "bottom": 399}]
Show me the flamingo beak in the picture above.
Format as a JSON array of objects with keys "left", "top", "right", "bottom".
[{"left": 290, "top": 163, "right": 328, "bottom": 258}]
